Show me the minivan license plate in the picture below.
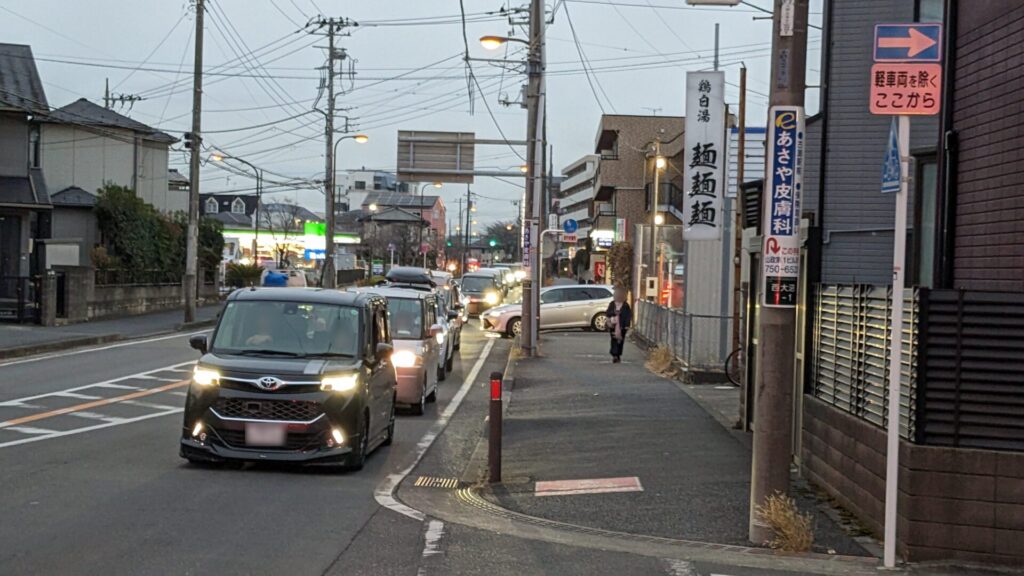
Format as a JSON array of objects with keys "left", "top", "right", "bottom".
[{"left": 245, "top": 423, "right": 286, "bottom": 446}]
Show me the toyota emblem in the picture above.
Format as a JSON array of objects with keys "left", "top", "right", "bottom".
[{"left": 256, "top": 376, "right": 283, "bottom": 391}]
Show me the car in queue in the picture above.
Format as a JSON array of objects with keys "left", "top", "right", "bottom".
[
  {"left": 459, "top": 271, "right": 504, "bottom": 316},
  {"left": 428, "top": 269, "right": 465, "bottom": 350},
  {"left": 481, "top": 284, "right": 613, "bottom": 338},
  {"left": 384, "top": 266, "right": 458, "bottom": 379},
  {"left": 476, "top": 267, "right": 511, "bottom": 295},
  {"left": 491, "top": 263, "right": 525, "bottom": 284},
  {"left": 349, "top": 285, "right": 445, "bottom": 414},
  {"left": 180, "top": 288, "right": 396, "bottom": 470}
]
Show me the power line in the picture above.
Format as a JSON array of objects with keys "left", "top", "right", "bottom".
[
  {"left": 563, "top": 1, "right": 612, "bottom": 113},
  {"left": 112, "top": 12, "right": 187, "bottom": 91}
]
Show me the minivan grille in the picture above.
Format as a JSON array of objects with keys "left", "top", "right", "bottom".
[
  {"left": 213, "top": 398, "right": 323, "bottom": 422},
  {"left": 213, "top": 427, "right": 322, "bottom": 451}
]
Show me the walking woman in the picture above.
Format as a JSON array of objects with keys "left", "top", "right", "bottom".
[{"left": 605, "top": 287, "right": 632, "bottom": 363}]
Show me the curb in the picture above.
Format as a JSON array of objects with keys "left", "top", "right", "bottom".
[{"left": 0, "top": 318, "right": 218, "bottom": 361}]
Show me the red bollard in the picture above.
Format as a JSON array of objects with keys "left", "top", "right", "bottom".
[{"left": 488, "top": 371, "right": 503, "bottom": 483}]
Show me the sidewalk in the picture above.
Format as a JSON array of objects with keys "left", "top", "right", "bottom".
[
  {"left": 481, "top": 331, "right": 871, "bottom": 557},
  {"left": 0, "top": 305, "right": 221, "bottom": 359}
]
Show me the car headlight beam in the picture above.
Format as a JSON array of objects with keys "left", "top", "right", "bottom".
[
  {"left": 321, "top": 374, "right": 359, "bottom": 392},
  {"left": 192, "top": 367, "right": 220, "bottom": 386},
  {"left": 392, "top": 350, "right": 421, "bottom": 368},
  {"left": 485, "top": 292, "right": 499, "bottom": 305}
]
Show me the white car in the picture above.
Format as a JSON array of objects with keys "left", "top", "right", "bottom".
[{"left": 481, "top": 284, "right": 613, "bottom": 337}]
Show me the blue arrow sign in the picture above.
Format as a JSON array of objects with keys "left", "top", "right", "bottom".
[
  {"left": 562, "top": 218, "right": 578, "bottom": 234},
  {"left": 881, "top": 118, "right": 901, "bottom": 194},
  {"left": 874, "top": 24, "right": 942, "bottom": 62}
]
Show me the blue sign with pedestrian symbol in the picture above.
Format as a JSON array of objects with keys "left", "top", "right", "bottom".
[
  {"left": 881, "top": 118, "right": 901, "bottom": 194},
  {"left": 562, "top": 219, "right": 578, "bottom": 234}
]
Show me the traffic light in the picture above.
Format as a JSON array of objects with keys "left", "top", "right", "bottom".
[
  {"left": 488, "top": 238, "right": 497, "bottom": 247},
  {"left": 446, "top": 240, "right": 453, "bottom": 247}
]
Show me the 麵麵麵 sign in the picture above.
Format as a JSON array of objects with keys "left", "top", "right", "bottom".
[
  {"left": 683, "top": 71, "right": 725, "bottom": 241},
  {"left": 762, "top": 106, "right": 804, "bottom": 308}
]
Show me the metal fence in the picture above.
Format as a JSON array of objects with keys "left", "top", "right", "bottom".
[
  {"left": 812, "top": 285, "right": 918, "bottom": 439},
  {"left": 0, "top": 276, "right": 40, "bottom": 323},
  {"left": 634, "top": 299, "right": 732, "bottom": 372}
]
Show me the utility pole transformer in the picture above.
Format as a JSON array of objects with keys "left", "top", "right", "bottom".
[
  {"left": 749, "top": 0, "right": 810, "bottom": 545},
  {"left": 184, "top": 0, "right": 204, "bottom": 323},
  {"left": 520, "top": 0, "right": 545, "bottom": 355}
]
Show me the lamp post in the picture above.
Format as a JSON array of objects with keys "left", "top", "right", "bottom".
[
  {"left": 481, "top": 2, "right": 544, "bottom": 354},
  {"left": 418, "top": 182, "right": 442, "bottom": 268},
  {"left": 650, "top": 145, "right": 666, "bottom": 302},
  {"left": 325, "top": 133, "right": 368, "bottom": 287},
  {"left": 211, "top": 153, "right": 263, "bottom": 262}
]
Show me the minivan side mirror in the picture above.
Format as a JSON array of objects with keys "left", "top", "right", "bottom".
[
  {"left": 189, "top": 334, "right": 208, "bottom": 354},
  {"left": 375, "top": 342, "right": 393, "bottom": 359}
]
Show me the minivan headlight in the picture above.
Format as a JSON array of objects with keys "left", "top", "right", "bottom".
[
  {"left": 193, "top": 367, "right": 220, "bottom": 386},
  {"left": 392, "top": 350, "right": 421, "bottom": 368},
  {"left": 321, "top": 374, "right": 359, "bottom": 392},
  {"left": 485, "top": 292, "right": 499, "bottom": 305}
]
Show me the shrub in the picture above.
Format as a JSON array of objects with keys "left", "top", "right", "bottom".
[
  {"left": 755, "top": 492, "right": 814, "bottom": 552},
  {"left": 225, "top": 262, "right": 264, "bottom": 288},
  {"left": 608, "top": 241, "right": 633, "bottom": 291}
]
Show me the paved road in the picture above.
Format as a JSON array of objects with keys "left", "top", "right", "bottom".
[{"left": 0, "top": 323, "right": 509, "bottom": 575}]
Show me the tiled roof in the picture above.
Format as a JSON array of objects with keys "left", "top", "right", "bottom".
[
  {"left": 0, "top": 44, "right": 47, "bottom": 112},
  {"left": 42, "top": 98, "right": 176, "bottom": 143}
]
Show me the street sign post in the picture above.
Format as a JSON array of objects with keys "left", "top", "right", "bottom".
[
  {"left": 761, "top": 106, "right": 805, "bottom": 308},
  {"left": 871, "top": 22, "right": 942, "bottom": 570}
]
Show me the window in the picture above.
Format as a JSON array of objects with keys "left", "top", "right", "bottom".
[
  {"left": 915, "top": 0, "right": 943, "bottom": 22},
  {"left": 29, "top": 126, "right": 40, "bottom": 168},
  {"left": 354, "top": 181, "right": 366, "bottom": 190},
  {"left": 540, "top": 289, "right": 566, "bottom": 304},
  {"left": 231, "top": 197, "right": 246, "bottom": 214},
  {"left": 914, "top": 157, "right": 939, "bottom": 288},
  {"left": 432, "top": 208, "right": 440, "bottom": 220},
  {"left": 210, "top": 301, "right": 361, "bottom": 357},
  {"left": 204, "top": 197, "right": 219, "bottom": 214}
]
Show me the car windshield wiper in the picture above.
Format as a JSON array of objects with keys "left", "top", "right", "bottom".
[
  {"left": 303, "top": 352, "right": 354, "bottom": 358},
  {"left": 233, "top": 349, "right": 302, "bottom": 357}
]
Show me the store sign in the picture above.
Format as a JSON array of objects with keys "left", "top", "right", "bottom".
[
  {"left": 761, "top": 106, "right": 805, "bottom": 308},
  {"left": 592, "top": 229, "right": 615, "bottom": 249},
  {"left": 683, "top": 71, "right": 725, "bottom": 241}
]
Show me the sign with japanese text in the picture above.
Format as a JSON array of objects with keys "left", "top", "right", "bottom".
[
  {"left": 683, "top": 71, "right": 725, "bottom": 241},
  {"left": 762, "top": 106, "right": 805, "bottom": 308},
  {"left": 522, "top": 219, "right": 533, "bottom": 270},
  {"left": 869, "top": 63, "right": 941, "bottom": 115}
]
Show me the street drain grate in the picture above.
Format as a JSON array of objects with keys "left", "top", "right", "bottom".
[{"left": 414, "top": 476, "right": 461, "bottom": 489}]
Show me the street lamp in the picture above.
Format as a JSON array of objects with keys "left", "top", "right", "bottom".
[
  {"left": 325, "top": 133, "right": 368, "bottom": 288},
  {"left": 368, "top": 203, "right": 378, "bottom": 212},
  {"left": 479, "top": 35, "right": 530, "bottom": 50},
  {"left": 211, "top": 152, "right": 263, "bottom": 261}
]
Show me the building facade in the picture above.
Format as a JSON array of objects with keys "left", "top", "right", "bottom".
[{"left": 558, "top": 154, "right": 597, "bottom": 246}]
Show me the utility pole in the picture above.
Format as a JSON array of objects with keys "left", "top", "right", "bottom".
[
  {"left": 464, "top": 187, "right": 473, "bottom": 270},
  {"left": 521, "top": 0, "right": 545, "bottom": 355},
  {"left": 309, "top": 17, "right": 352, "bottom": 289},
  {"left": 184, "top": 0, "right": 204, "bottom": 324},
  {"left": 749, "top": 0, "right": 810, "bottom": 545},
  {"left": 733, "top": 65, "right": 746, "bottom": 394}
]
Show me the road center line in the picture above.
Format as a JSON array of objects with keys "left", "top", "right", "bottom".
[
  {"left": 375, "top": 338, "right": 495, "bottom": 521},
  {"left": 0, "top": 380, "right": 188, "bottom": 430}
]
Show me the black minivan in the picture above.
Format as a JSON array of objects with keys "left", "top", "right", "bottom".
[{"left": 180, "top": 288, "right": 397, "bottom": 470}]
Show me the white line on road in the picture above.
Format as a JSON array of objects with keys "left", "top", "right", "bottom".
[
  {"left": 0, "top": 408, "right": 183, "bottom": 449},
  {"left": 93, "top": 383, "right": 143, "bottom": 391},
  {"left": 665, "top": 559, "right": 697, "bottom": 575},
  {"left": 374, "top": 338, "right": 495, "bottom": 521},
  {"left": 0, "top": 362, "right": 193, "bottom": 405},
  {"left": 68, "top": 411, "right": 125, "bottom": 423},
  {"left": 5, "top": 426, "right": 59, "bottom": 435},
  {"left": 415, "top": 520, "right": 445, "bottom": 576},
  {"left": 121, "top": 400, "right": 180, "bottom": 411},
  {"left": 53, "top": 392, "right": 102, "bottom": 400},
  {"left": 0, "top": 330, "right": 210, "bottom": 369}
]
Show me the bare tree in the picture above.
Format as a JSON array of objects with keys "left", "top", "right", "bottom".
[{"left": 261, "top": 200, "right": 306, "bottom": 267}]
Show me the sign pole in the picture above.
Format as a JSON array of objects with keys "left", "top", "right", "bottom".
[{"left": 883, "top": 114, "right": 910, "bottom": 569}]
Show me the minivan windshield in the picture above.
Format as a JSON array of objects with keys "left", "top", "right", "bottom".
[
  {"left": 460, "top": 276, "right": 494, "bottom": 293},
  {"left": 211, "top": 301, "right": 361, "bottom": 358},
  {"left": 387, "top": 298, "right": 425, "bottom": 340}
]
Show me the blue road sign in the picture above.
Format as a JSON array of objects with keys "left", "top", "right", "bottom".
[
  {"left": 562, "top": 218, "right": 578, "bottom": 234},
  {"left": 874, "top": 24, "right": 942, "bottom": 62},
  {"left": 881, "top": 118, "right": 901, "bottom": 194}
]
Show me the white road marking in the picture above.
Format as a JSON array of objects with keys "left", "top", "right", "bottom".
[
  {"left": 665, "top": 559, "right": 697, "bottom": 576},
  {"left": 374, "top": 338, "right": 495, "bottom": 521},
  {"left": 53, "top": 392, "right": 102, "bottom": 400},
  {"left": 534, "top": 476, "right": 643, "bottom": 497},
  {"left": 415, "top": 520, "right": 445, "bottom": 576},
  {"left": 93, "top": 383, "right": 143, "bottom": 391},
  {"left": 0, "top": 400, "right": 43, "bottom": 409},
  {"left": 169, "top": 391, "right": 188, "bottom": 397},
  {"left": 0, "top": 361, "right": 193, "bottom": 405},
  {"left": 122, "top": 400, "right": 179, "bottom": 411},
  {"left": 0, "top": 330, "right": 210, "bottom": 369},
  {"left": 5, "top": 426, "right": 59, "bottom": 435},
  {"left": 68, "top": 411, "right": 125, "bottom": 423},
  {"left": 0, "top": 408, "right": 183, "bottom": 449}
]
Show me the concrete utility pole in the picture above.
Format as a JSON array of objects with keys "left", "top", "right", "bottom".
[
  {"left": 184, "top": 0, "right": 204, "bottom": 324},
  {"left": 520, "top": 0, "right": 545, "bottom": 355},
  {"left": 749, "top": 0, "right": 810, "bottom": 545},
  {"left": 733, "top": 65, "right": 746, "bottom": 392}
]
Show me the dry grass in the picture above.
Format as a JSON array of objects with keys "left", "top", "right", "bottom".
[
  {"left": 645, "top": 345, "right": 676, "bottom": 376},
  {"left": 755, "top": 492, "right": 815, "bottom": 552}
]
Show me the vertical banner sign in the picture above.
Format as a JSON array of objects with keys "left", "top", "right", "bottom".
[
  {"left": 683, "top": 71, "right": 725, "bottom": 241},
  {"left": 522, "top": 219, "right": 533, "bottom": 270},
  {"left": 761, "top": 106, "right": 805, "bottom": 307}
]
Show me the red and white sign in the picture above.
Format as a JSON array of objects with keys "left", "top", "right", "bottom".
[
  {"left": 561, "top": 233, "right": 577, "bottom": 244},
  {"left": 869, "top": 63, "right": 941, "bottom": 116}
]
